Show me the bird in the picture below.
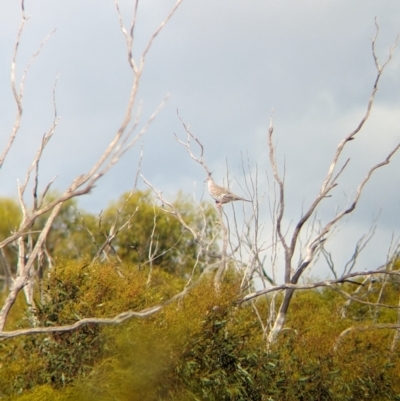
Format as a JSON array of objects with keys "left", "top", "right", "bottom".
[{"left": 206, "top": 175, "right": 251, "bottom": 207}]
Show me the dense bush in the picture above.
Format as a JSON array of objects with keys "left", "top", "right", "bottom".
[
  {"left": 2, "top": 259, "right": 400, "bottom": 400},
  {"left": 2, "top": 194, "right": 400, "bottom": 400}
]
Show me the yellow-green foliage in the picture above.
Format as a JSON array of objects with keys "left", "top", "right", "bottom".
[
  {"left": 1, "top": 291, "right": 28, "bottom": 331},
  {"left": 268, "top": 288, "right": 400, "bottom": 400},
  {"left": 2, "top": 259, "right": 242, "bottom": 400},
  {"left": 101, "top": 190, "right": 218, "bottom": 275},
  {"left": 30, "top": 190, "right": 218, "bottom": 276},
  {"left": 3, "top": 257, "right": 400, "bottom": 400},
  {"left": 34, "top": 194, "right": 99, "bottom": 261},
  {"left": 39, "top": 258, "right": 179, "bottom": 320},
  {"left": 0, "top": 258, "right": 186, "bottom": 397},
  {"left": 0, "top": 190, "right": 218, "bottom": 275},
  {"left": 0, "top": 197, "right": 21, "bottom": 270},
  {"left": 0, "top": 198, "right": 21, "bottom": 235},
  {"left": 71, "top": 277, "right": 242, "bottom": 401}
]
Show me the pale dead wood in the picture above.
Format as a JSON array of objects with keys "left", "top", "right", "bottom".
[
  {"left": 0, "top": 243, "right": 230, "bottom": 340},
  {"left": 183, "top": 122, "right": 259, "bottom": 285},
  {"left": 146, "top": 204, "right": 161, "bottom": 284},
  {"left": 91, "top": 145, "right": 145, "bottom": 265},
  {"left": 141, "top": 175, "right": 200, "bottom": 240},
  {"left": 0, "top": 0, "right": 185, "bottom": 333},
  {"left": 340, "top": 238, "right": 400, "bottom": 319},
  {"left": 214, "top": 206, "right": 229, "bottom": 290},
  {"left": 173, "top": 120, "right": 254, "bottom": 289},
  {"left": 0, "top": 1, "right": 56, "bottom": 169},
  {"left": 291, "top": 144, "right": 400, "bottom": 285},
  {"left": 0, "top": 306, "right": 162, "bottom": 339},
  {"left": 241, "top": 269, "right": 400, "bottom": 303},
  {"left": 268, "top": 115, "right": 290, "bottom": 275},
  {"left": 263, "top": 22, "right": 400, "bottom": 345},
  {"left": 140, "top": 174, "right": 221, "bottom": 266},
  {"left": 174, "top": 110, "right": 212, "bottom": 177},
  {"left": 390, "top": 292, "right": 400, "bottom": 354},
  {"left": 334, "top": 323, "right": 400, "bottom": 352}
]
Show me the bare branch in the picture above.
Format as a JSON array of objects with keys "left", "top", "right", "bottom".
[
  {"left": 0, "top": 0, "right": 185, "bottom": 332},
  {"left": 292, "top": 142, "right": 400, "bottom": 284},
  {"left": 241, "top": 268, "right": 400, "bottom": 303},
  {"left": 175, "top": 110, "right": 212, "bottom": 177},
  {"left": 140, "top": 0, "right": 183, "bottom": 67},
  {"left": 334, "top": 322, "right": 400, "bottom": 352},
  {"left": 0, "top": 306, "right": 162, "bottom": 339},
  {"left": 267, "top": 113, "right": 289, "bottom": 263},
  {"left": 0, "top": 8, "right": 56, "bottom": 169}
]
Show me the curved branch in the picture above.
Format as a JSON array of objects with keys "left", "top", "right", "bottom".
[
  {"left": 241, "top": 268, "right": 400, "bottom": 303},
  {"left": 0, "top": 306, "right": 162, "bottom": 339},
  {"left": 334, "top": 322, "right": 400, "bottom": 351}
]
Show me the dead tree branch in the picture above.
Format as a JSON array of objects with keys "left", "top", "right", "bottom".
[
  {"left": 263, "top": 22, "right": 399, "bottom": 344},
  {"left": 0, "top": 0, "right": 184, "bottom": 332}
]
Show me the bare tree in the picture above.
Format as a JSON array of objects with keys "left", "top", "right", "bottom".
[
  {"left": 154, "top": 20, "right": 400, "bottom": 347},
  {"left": 236, "top": 21, "right": 400, "bottom": 346},
  {"left": 0, "top": 3, "right": 398, "bottom": 353},
  {"left": 0, "top": 0, "right": 183, "bottom": 335}
]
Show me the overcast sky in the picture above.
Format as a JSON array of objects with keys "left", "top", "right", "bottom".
[{"left": 1, "top": 0, "right": 399, "bottom": 278}]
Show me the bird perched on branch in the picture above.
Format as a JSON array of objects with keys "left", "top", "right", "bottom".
[{"left": 206, "top": 175, "right": 251, "bottom": 207}]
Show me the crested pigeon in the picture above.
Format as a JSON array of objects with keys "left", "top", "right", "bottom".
[{"left": 206, "top": 176, "right": 250, "bottom": 207}]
